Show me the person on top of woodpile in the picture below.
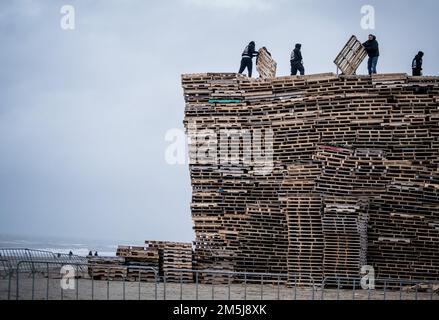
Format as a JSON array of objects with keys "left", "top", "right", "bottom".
[
  {"left": 412, "top": 51, "right": 424, "bottom": 76},
  {"left": 290, "top": 43, "right": 305, "bottom": 76},
  {"left": 238, "top": 41, "right": 259, "bottom": 77},
  {"left": 363, "top": 34, "right": 380, "bottom": 75}
]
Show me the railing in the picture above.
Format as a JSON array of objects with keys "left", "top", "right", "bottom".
[
  {"left": 321, "top": 276, "right": 438, "bottom": 301},
  {"left": 0, "top": 260, "right": 438, "bottom": 300},
  {"left": 0, "top": 248, "right": 87, "bottom": 274},
  {"left": 162, "top": 269, "right": 317, "bottom": 300},
  {"left": 11, "top": 260, "right": 158, "bottom": 300}
]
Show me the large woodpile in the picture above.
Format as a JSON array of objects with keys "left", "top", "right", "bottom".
[{"left": 182, "top": 72, "right": 439, "bottom": 283}]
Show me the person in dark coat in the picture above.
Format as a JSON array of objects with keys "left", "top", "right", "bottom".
[
  {"left": 238, "top": 41, "right": 259, "bottom": 77},
  {"left": 363, "top": 34, "right": 380, "bottom": 75},
  {"left": 290, "top": 43, "right": 305, "bottom": 76},
  {"left": 412, "top": 51, "right": 424, "bottom": 76}
]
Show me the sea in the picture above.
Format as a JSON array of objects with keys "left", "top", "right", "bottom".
[{"left": 0, "top": 234, "right": 127, "bottom": 257}]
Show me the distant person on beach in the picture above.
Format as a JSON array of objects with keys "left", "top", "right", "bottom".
[
  {"left": 412, "top": 51, "right": 424, "bottom": 76},
  {"left": 94, "top": 251, "right": 98, "bottom": 256},
  {"left": 362, "top": 34, "right": 380, "bottom": 75},
  {"left": 88, "top": 251, "right": 93, "bottom": 256},
  {"left": 238, "top": 41, "right": 259, "bottom": 78},
  {"left": 290, "top": 43, "right": 305, "bottom": 76}
]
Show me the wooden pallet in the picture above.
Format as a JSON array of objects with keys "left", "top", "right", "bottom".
[
  {"left": 334, "top": 35, "right": 368, "bottom": 75},
  {"left": 256, "top": 47, "right": 277, "bottom": 79}
]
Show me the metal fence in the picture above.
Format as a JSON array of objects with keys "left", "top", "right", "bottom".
[
  {"left": 0, "top": 248, "right": 87, "bottom": 275},
  {"left": 0, "top": 260, "right": 437, "bottom": 300},
  {"left": 320, "top": 276, "right": 439, "bottom": 301},
  {"left": 162, "top": 269, "right": 317, "bottom": 300}
]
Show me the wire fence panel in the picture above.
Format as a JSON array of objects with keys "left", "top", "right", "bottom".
[{"left": 0, "top": 259, "right": 438, "bottom": 300}]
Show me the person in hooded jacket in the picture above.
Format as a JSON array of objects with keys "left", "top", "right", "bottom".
[
  {"left": 363, "top": 34, "right": 380, "bottom": 75},
  {"left": 412, "top": 51, "right": 424, "bottom": 76},
  {"left": 238, "top": 41, "right": 259, "bottom": 77},
  {"left": 290, "top": 43, "right": 305, "bottom": 76}
]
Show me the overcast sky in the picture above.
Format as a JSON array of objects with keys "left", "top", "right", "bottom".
[{"left": 0, "top": 0, "right": 438, "bottom": 244}]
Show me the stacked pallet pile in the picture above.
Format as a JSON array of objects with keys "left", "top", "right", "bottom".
[
  {"left": 87, "top": 256, "right": 126, "bottom": 280},
  {"left": 145, "top": 241, "right": 193, "bottom": 283},
  {"left": 182, "top": 72, "right": 439, "bottom": 283},
  {"left": 321, "top": 196, "right": 369, "bottom": 281},
  {"left": 116, "top": 246, "right": 159, "bottom": 282},
  {"left": 193, "top": 236, "right": 235, "bottom": 284},
  {"left": 280, "top": 163, "right": 324, "bottom": 284}
]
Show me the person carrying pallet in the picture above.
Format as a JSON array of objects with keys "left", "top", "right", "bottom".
[
  {"left": 362, "top": 34, "right": 380, "bottom": 75},
  {"left": 290, "top": 43, "right": 305, "bottom": 75},
  {"left": 412, "top": 51, "right": 424, "bottom": 76},
  {"left": 238, "top": 41, "right": 259, "bottom": 77}
]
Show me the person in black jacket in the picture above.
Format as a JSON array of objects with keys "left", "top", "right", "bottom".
[
  {"left": 412, "top": 51, "right": 424, "bottom": 76},
  {"left": 238, "top": 41, "right": 259, "bottom": 77},
  {"left": 290, "top": 43, "right": 305, "bottom": 75},
  {"left": 363, "top": 34, "right": 380, "bottom": 75}
]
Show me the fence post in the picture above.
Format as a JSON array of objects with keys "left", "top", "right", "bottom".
[
  {"left": 163, "top": 274, "right": 167, "bottom": 300},
  {"left": 154, "top": 269, "right": 158, "bottom": 301},
  {"left": 32, "top": 269, "right": 36, "bottom": 300},
  {"left": 277, "top": 275, "right": 280, "bottom": 300},
  {"left": 336, "top": 278, "right": 340, "bottom": 301},
  {"left": 91, "top": 265, "right": 94, "bottom": 300},
  {"left": 76, "top": 264, "right": 79, "bottom": 300},
  {"left": 138, "top": 269, "right": 141, "bottom": 300},
  {"left": 7, "top": 272, "right": 11, "bottom": 300},
  {"left": 352, "top": 279, "right": 356, "bottom": 300},
  {"left": 16, "top": 264, "right": 19, "bottom": 300},
  {"left": 180, "top": 273, "right": 183, "bottom": 300},
  {"left": 244, "top": 273, "right": 247, "bottom": 301},
  {"left": 46, "top": 263, "right": 50, "bottom": 300},
  {"left": 107, "top": 269, "right": 110, "bottom": 300},
  {"left": 228, "top": 274, "right": 231, "bottom": 300},
  {"left": 195, "top": 272, "right": 199, "bottom": 301},
  {"left": 383, "top": 280, "right": 387, "bottom": 301}
]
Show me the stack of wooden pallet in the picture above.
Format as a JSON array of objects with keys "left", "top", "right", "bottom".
[
  {"left": 182, "top": 72, "right": 439, "bottom": 283},
  {"left": 116, "top": 246, "right": 159, "bottom": 282},
  {"left": 280, "top": 163, "right": 323, "bottom": 284},
  {"left": 87, "top": 256, "right": 127, "bottom": 280},
  {"left": 145, "top": 241, "right": 193, "bottom": 283},
  {"left": 321, "top": 196, "right": 369, "bottom": 281}
]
